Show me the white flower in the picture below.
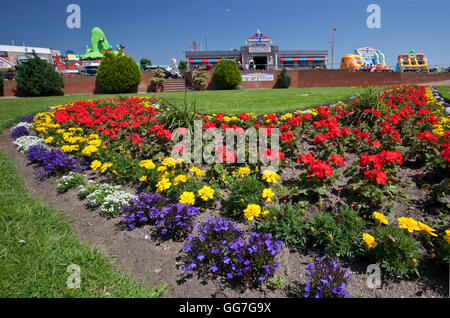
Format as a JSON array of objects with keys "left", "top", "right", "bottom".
[
  {"left": 10, "top": 122, "right": 33, "bottom": 132},
  {"left": 101, "top": 190, "right": 134, "bottom": 215},
  {"left": 13, "top": 135, "right": 48, "bottom": 153}
]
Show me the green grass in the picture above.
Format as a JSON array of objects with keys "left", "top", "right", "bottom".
[
  {"left": 0, "top": 153, "right": 167, "bottom": 297},
  {"left": 436, "top": 87, "right": 450, "bottom": 103}
]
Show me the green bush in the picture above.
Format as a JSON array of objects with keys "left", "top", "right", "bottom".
[
  {"left": 193, "top": 66, "right": 208, "bottom": 89},
  {"left": 178, "top": 60, "right": 187, "bottom": 74},
  {"left": 307, "top": 205, "right": 366, "bottom": 258},
  {"left": 96, "top": 52, "right": 142, "bottom": 94},
  {"left": 277, "top": 68, "right": 291, "bottom": 88},
  {"left": 368, "top": 225, "right": 421, "bottom": 277},
  {"left": 257, "top": 202, "right": 308, "bottom": 246},
  {"left": 212, "top": 59, "right": 242, "bottom": 89},
  {"left": 150, "top": 68, "right": 165, "bottom": 88},
  {"left": 223, "top": 175, "right": 265, "bottom": 219},
  {"left": 16, "top": 52, "right": 64, "bottom": 96}
]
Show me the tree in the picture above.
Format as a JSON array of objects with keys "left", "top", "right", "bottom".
[
  {"left": 97, "top": 52, "right": 142, "bottom": 93},
  {"left": 140, "top": 58, "right": 152, "bottom": 66},
  {"left": 212, "top": 59, "right": 242, "bottom": 90},
  {"left": 178, "top": 60, "right": 188, "bottom": 74},
  {"left": 277, "top": 68, "right": 291, "bottom": 88},
  {"left": 16, "top": 51, "right": 65, "bottom": 96}
]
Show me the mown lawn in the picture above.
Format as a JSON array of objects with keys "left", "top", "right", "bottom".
[{"left": 436, "top": 87, "right": 450, "bottom": 103}]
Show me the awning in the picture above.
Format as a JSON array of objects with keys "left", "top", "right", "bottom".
[
  {"left": 189, "top": 58, "right": 234, "bottom": 63},
  {"left": 280, "top": 57, "right": 325, "bottom": 62}
]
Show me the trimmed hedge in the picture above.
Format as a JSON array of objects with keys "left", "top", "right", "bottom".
[
  {"left": 97, "top": 52, "right": 142, "bottom": 94},
  {"left": 212, "top": 59, "right": 242, "bottom": 89}
]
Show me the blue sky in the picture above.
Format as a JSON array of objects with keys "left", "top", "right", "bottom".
[{"left": 1, "top": 0, "right": 449, "bottom": 67}]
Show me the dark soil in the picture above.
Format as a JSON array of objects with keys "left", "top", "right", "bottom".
[{"left": 1, "top": 128, "right": 448, "bottom": 298}]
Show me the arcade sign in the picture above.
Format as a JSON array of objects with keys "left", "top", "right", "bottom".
[
  {"left": 246, "top": 29, "right": 272, "bottom": 45},
  {"left": 248, "top": 46, "right": 271, "bottom": 53},
  {"left": 241, "top": 72, "right": 274, "bottom": 81}
]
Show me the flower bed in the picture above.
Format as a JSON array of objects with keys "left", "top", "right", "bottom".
[{"left": 9, "top": 87, "right": 450, "bottom": 295}]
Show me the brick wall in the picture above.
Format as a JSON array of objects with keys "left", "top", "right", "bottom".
[
  {"left": 185, "top": 70, "right": 450, "bottom": 90},
  {"left": 2, "top": 70, "right": 450, "bottom": 97}
]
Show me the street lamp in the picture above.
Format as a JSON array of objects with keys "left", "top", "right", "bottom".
[{"left": 331, "top": 27, "right": 336, "bottom": 69}]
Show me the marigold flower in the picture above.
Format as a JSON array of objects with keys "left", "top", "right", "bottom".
[
  {"left": 244, "top": 204, "right": 262, "bottom": 221},
  {"left": 100, "top": 162, "right": 113, "bottom": 173},
  {"left": 262, "top": 188, "right": 275, "bottom": 202},
  {"left": 190, "top": 167, "right": 205, "bottom": 178},
  {"left": 156, "top": 177, "right": 171, "bottom": 192},
  {"left": 373, "top": 211, "right": 388, "bottom": 225},
  {"left": 398, "top": 217, "right": 420, "bottom": 233},
  {"left": 90, "top": 160, "right": 102, "bottom": 171},
  {"left": 81, "top": 145, "right": 98, "bottom": 156},
  {"left": 238, "top": 167, "right": 251, "bottom": 177},
  {"left": 173, "top": 174, "right": 189, "bottom": 185},
  {"left": 139, "top": 175, "right": 147, "bottom": 182},
  {"left": 418, "top": 222, "right": 438, "bottom": 237},
  {"left": 363, "top": 233, "right": 376, "bottom": 248},
  {"left": 197, "top": 186, "right": 214, "bottom": 201},
  {"left": 444, "top": 229, "right": 450, "bottom": 243},
  {"left": 179, "top": 191, "right": 195, "bottom": 205},
  {"left": 162, "top": 157, "right": 176, "bottom": 168},
  {"left": 139, "top": 159, "right": 156, "bottom": 170},
  {"left": 262, "top": 170, "right": 280, "bottom": 184}
]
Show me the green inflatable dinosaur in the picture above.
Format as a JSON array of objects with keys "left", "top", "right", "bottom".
[{"left": 80, "top": 27, "right": 119, "bottom": 60}]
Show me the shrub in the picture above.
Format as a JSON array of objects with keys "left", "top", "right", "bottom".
[
  {"left": 367, "top": 225, "right": 421, "bottom": 277},
  {"left": 257, "top": 202, "right": 308, "bottom": 246},
  {"left": 307, "top": 205, "right": 366, "bottom": 259},
  {"left": 223, "top": 175, "right": 265, "bottom": 219},
  {"left": 301, "top": 257, "right": 353, "bottom": 298},
  {"left": 16, "top": 52, "right": 65, "bottom": 96},
  {"left": 56, "top": 172, "right": 86, "bottom": 193},
  {"left": 212, "top": 59, "right": 242, "bottom": 89},
  {"left": 150, "top": 68, "right": 166, "bottom": 88},
  {"left": 96, "top": 52, "right": 142, "bottom": 93},
  {"left": 178, "top": 60, "right": 187, "bottom": 74},
  {"left": 277, "top": 68, "right": 291, "bottom": 88},
  {"left": 192, "top": 66, "right": 208, "bottom": 89},
  {"left": 140, "top": 58, "right": 152, "bottom": 66}
]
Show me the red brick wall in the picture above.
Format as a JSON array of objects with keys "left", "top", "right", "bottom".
[
  {"left": 2, "top": 70, "right": 449, "bottom": 97},
  {"left": 185, "top": 70, "right": 450, "bottom": 90}
]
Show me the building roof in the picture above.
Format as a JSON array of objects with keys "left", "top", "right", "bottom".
[{"left": 0, "top": 45, "right": 60, "bottom": 55}]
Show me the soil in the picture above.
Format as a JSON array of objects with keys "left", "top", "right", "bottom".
[{"left": 1, "top": 128, "right": 448, "bottom": 298}]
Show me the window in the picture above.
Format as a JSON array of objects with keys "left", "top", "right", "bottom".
[{"left": 0, "top": 51, "right": 7, "bottom": 57}]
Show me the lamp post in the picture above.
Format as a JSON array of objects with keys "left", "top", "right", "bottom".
[{"left": 331, "top": 27, "right": 336, "bottom": 69}]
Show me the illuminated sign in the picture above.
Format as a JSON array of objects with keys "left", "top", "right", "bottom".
[
  {"left": 248, "top": 46, "right": 271, "bottom": 53},
  {"left": 246, "top": 29, "right": 272, "bottom": 45}
]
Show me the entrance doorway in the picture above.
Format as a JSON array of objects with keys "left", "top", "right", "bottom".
[{"left": 253, "top": 56, "right": 267, "bottom": 70}]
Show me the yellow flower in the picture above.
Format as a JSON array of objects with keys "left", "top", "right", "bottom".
[
  {"left": 262, "top": 210, "right": 270, "bottom": 216},
  {"left": 179, "top": 191, "right": 195, "bottom": 205},
  {"left": 90, "top": 160, "right": 102, "bottom": 171},
  {"left": 157, "top": 166, "right": 167, "bottom": 173},
  {"left": 140, "top": 159, "right": 156, "bottom": 170},
  {"left": 162, "top": 157, "right": 176, "bottom": 168},
  {"left": 262, "top": 188, "right": 275, "bottom": 203},
  {"left": 244, "top": 204, "right": 261, "bottom": 221},
  {"left": 82, "top": 145, "right": 98, "bottom": 156},
  {"left": 197, "top": 185, "right": 214, "bottom": 201},
  {"left": 88, "top": 139, "right": 102, "bottom": 147},
  {"left": 363, "top": 233, "right": 377, "bottom": 248},
  {"left": 156, "top": 177, "right": 171, "bottom": 192},
  {"left": 310, "top": 226, "right": 315, "bottom": 232},
  {"left": 328, "top": 234, "right": 334, "bottom": 241},
  {"left": 418, "top": 222, "right": 438, "bottom": 237},
  {"left": 100, "top": 162, "right": 113, "bottom": 173},
  {"left": 44, "top": 136, "right": 53, "bottom": 144},
  {"left": 139, "top": 175, "right": 147, "bottom": 182},
  {"left": 238, "top": 167, "right": 251, "bottom": 177},
  {"left": 373, "top": 211, "right": 388, "bottom": 225},
  {"left": 262, "top": 170, "right": 280, "bottom": 184},
  {"left": 173, "top": 174, "right": 189, "bottom": 185},
  {"left": 410, "top": 258, "right": 417, "bottom": 265},
  {"left": 398, "top": 217, "right": 420, "bottom": 233},
  {"left": 444, "top": 229, "right": 450, "bottom": 243},
  {"left": 190, "top": 167, "right": 205, "bottom": 178},
  {"left": 61, "top": 145, "right": 79, "bottom": 152}
]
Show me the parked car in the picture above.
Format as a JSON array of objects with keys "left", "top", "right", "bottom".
[
  {"left": 79, "top": 63, "right": 100, "bottom": 76},
  {"left": 148, "top": 65, "right": 182, "bottom": 79}
]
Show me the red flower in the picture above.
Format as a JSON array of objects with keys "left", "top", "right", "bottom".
[
  {"left": 309, "top": 160, "right": 333, "bottom": 179},
  {"left": 203, "top": 121, "right": 216, "bottom": 130},
  {"left": 364, "top": 169, "right": 387, "bottom": 185},
  {"left": 281, "top": 131, "right": 294, "bottom": 142},
  {"left": 327, "top": 155, "right": 345, "bottom": 167},
  {"left": 297, "top": 153, "right": 315, "bottom": 166},
  {"left": 239, "top": 113, "right": 250, "bottom": 121},
  {"left": 441, "top": 147, "right": 450, "bottom": 162}
]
